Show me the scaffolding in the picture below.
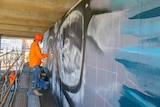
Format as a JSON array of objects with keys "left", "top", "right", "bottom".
[{"left": 0, "top": 49, "right": 25, "bottom": 107}]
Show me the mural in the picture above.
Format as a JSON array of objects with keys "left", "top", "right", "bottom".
[
  {"left": 46, "top": 8, "right": 86, "bottom": 107},
  {"left": 44, "top": 0, "right": 160, "bottom": 107}
]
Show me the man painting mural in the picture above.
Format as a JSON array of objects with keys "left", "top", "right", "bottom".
[{"left": 29, "top": 34, "right": 49, "bottom": 96}]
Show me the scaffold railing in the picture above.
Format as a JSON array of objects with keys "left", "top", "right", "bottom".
[{"left": 0, "top": 49, "right": 25, "bottom": 107}]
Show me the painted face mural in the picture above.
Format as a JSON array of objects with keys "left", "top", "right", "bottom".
[
  {"left": 45, "top": 0, "right": 160, "bottom": 107},
  {"left": 58, "top": 10, "right": 84, "bottom": 87},
  {"left": 48, "top": 10, "right": 85, "bottom": 107}
]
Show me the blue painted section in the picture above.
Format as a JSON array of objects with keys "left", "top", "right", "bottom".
[
  {"left": 122, "top": 20, "right": 160, "bottom": 37},
  {"left": 115, "top": 58, "right": 160, "bottom": 94},
  {"left": 129, "top": 7, "right": 160, "bottom": 19},
  {"left": 111, "top": 0, "right": 135, "bottom": 7},
  {"left": 122, "top": 0, "right": 160, "bottom": 37},
  {"left": 119, "top": 85, "right": 160, "bottom": 107},
  {"left": 115, "top": 0, "right": 160, "bottom": 106},
  {"left": 116, "top": 45, "right": 160, "bottom": 68},
  {"left": 115, "top": 35, "right": 160, "bottom": 106},
  {"left": 113, "top": 0, "right": 160, "bottom": 107}
]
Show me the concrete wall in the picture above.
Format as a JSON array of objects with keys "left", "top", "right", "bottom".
[{"left": 45, "top": 0, "right": 160, "bottom": 107}]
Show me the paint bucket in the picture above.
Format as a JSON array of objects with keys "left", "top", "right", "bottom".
[
  {"left": 39, "top": 79, "right": 45, "bottom": 88},
  {"left": 44, "top": 81, "right": 50, "bottom": 89}
]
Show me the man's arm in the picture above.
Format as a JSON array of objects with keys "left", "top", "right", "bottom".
[{"left": 35, "top": 44, "right": 49, "bottom": 59}]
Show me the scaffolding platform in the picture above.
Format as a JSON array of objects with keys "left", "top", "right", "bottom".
[{"left": 12, "top": 63, "right": 58, "bottom": 107}]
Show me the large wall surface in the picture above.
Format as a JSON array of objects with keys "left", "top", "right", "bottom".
[{"left": 44, "top": 0, "right": 160, "bottom": 107}]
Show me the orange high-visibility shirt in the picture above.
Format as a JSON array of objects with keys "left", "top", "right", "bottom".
[
  {"left": 9, "top": 72, "right": 15, "bottom": 85},
  {"left": 29, "top": 41, "right": 49, "bottom": 67}
]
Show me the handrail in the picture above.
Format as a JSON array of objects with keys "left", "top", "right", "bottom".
[
  {"left": 0, "top": 50, "right": 14, "bottom": 57},
  {"left": 0, "top": 75, "right": 16, "bottom": 107},
  {"left": 1, "top": 53, "right": 22, "bottom": 79},
  {"left": 9, "top": 54, "right": 25, "bottom": 107},
  {"left": 0, "top": 51, "right": 25, "bottom": 107}
]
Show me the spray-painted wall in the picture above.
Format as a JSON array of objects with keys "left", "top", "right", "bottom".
[{"left": 44, "top": 0, "right": 160, "bottom": 107}]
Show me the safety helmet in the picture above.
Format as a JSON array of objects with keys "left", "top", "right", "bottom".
[{"left": 34, "top": 34, "right": 43, "bottom": 41}]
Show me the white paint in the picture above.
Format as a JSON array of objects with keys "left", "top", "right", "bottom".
[{"left": 87, "top": 11, "right": 125, "bottom": 52}]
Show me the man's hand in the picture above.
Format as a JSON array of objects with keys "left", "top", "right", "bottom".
[{"left": 49, "top": 50, "right": 53, "bottom": 56}]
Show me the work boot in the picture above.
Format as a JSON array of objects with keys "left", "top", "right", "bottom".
[{"left": 33, "top": 89, "right": 43, "bottom": 96}]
